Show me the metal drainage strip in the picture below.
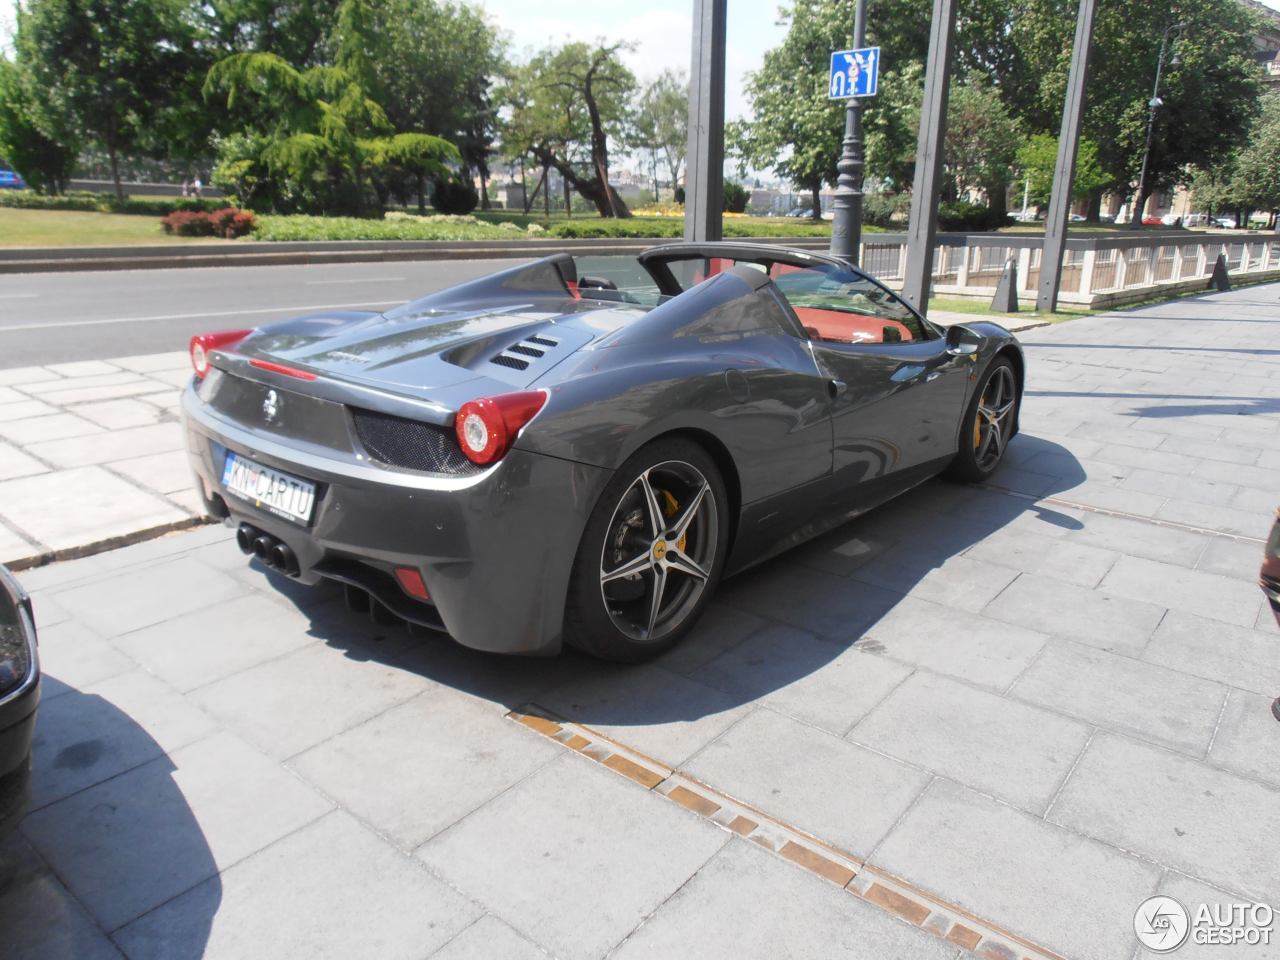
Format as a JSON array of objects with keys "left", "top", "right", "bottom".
[
  {"left": 507, "top": 706, "right": 1064, "bottom": 960},
  {"left": 979, "top": 482, "right": 1266, "bottom": 545}
]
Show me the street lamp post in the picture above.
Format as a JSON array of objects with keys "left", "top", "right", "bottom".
[
  {"left": 1130, "top": 22, "right": 1185, "bottom": 230},
  {"left": 829, "top": 0, "right": 869, "bottom": 264}
]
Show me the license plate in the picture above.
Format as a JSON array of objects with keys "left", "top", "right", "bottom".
[{"left": 222, "top": 452, "right": 316, "bottom": 525}]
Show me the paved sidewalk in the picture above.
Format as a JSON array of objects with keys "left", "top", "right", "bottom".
[
  {"left": 0, "top": 353, "right": 202, "bottom": 565},
  {"left": 2, "top": 283, "right": 1279, "bottom": 960}
]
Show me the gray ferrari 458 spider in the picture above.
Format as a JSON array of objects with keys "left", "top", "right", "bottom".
[{"left": 182, "top": 242, "right": 1024, "bottom": 661}]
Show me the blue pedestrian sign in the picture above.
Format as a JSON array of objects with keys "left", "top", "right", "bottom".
[{"left": 828, "top": 47, "right": 880, "bottom": 99}]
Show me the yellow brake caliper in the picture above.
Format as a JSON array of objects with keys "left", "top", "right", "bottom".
[
  {"left": 974, "top": 414, "right": 982, "bottom": 450},
  {"left": 659, "top": 489, "right": 687, "bottom": 552}
]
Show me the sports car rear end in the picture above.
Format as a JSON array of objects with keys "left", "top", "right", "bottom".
[{"left": 181, "top": 261, "right": 618, "bottom": 655}]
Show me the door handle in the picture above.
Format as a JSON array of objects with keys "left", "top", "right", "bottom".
[
  {"left": 926, "top": 370, "right": 942, "bottom": 382},
  {"left": 828, "top": 379, "right": 847, "bottom": 398}
]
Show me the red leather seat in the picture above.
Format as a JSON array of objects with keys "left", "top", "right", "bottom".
[{"left": 793, "top": 306, "right": 913, "bottom": 344}]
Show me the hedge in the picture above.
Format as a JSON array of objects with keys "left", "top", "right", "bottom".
[
  {"left": 161, "top": 207, "right": 255, "bottom": 238},
  {"left": 0, "top": 190, "right": 226, "bottom": 216},
  {"left": 250, "top": 214, "right": 537, "bottom": 242}
]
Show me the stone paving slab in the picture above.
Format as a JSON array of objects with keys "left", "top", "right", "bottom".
[
  {"left": 2, "top": 283, "right": 1279, "bottom": 959},
  {"left": 0, "top": 353, "right": 201, "bottom": 567}
]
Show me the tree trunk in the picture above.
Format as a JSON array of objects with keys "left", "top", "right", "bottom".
[
  {"left": 564, "top": 176, "right": 572, "bottom": 218},
  {"left": 582, "top": 69, "right": 630, "bottom": 218},
  {"left": 1086, "top": 188, "right": 1103, "bottom": 222},
  {"left": 986, "top": 180, "right": 1008, "bottom": 221},
  {"left": 529, "top": 144, "right": 628, "bottom": 219},
  {"left": 544, "top": 163, "right": 551, "bottom": 219},
  {"left": 108, "top": 140, "right": 124, "bottom": 203},
  {"left": 523, "top": 166, "right": 546, "bottom": 215},
  {"left": 1129, "top": 187, "right": 1150, "bottom": 230},
  {"left": 416, "top": 173, "right": 425, "bottom": 214},
  {"left": 810, "top": 184, "right": 822, "bottom": 221},
  {"left": 479, "top": 164, "right": 490, "bottom": 211}
]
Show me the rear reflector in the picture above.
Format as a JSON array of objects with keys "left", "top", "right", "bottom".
[
  {"left": 249, "top": 358, "right": 318, "bottom": 381},
  {"left": 394, "top": 567, "right": 430, "bottom": 601}
]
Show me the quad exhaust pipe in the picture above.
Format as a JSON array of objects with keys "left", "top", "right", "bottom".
[{"left": 236, "top": 523, "right": 299, "bottom": 576}]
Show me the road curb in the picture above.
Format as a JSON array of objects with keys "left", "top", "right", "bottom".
[
  {"left": 0, "top": 236, "right": 830, "bottom": 275},
  {"left": 5, "top": 515, "right": 214, "bottom": 572}
]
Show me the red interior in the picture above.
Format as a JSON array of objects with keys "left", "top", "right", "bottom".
[{"left": 793, "top": 306, "right": 914, "bottom": 344}]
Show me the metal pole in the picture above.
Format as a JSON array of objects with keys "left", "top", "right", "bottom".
[
  {"left": 1130, "top": 24, "right": 1181, "bottom": 230},
  {"left": 900, "top": 0, "right": 958, "bottom": 313},
  {"left": 1037, "top": 0, "right": 1097, "bottom": 313},
  {"left": 829, "top": 0, "right": 869, "bottom": 264},
  {"left": 684, "top": 0, "right": 727, "bottom": 242}
]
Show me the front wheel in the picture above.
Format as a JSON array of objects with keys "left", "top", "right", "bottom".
[
  {"left": 565, "top": 439, "right": 729, "bottom": 662},
  {"left": 946, "top": 357, "right": 1019, "bottom": 482}
]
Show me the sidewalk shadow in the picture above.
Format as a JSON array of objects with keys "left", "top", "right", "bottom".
[
  {"left": 1, "top": 682, "right": 221, "bottom": 959},
  {"left": 276, "top": 433, "right": 1086, "bottom": 728}
]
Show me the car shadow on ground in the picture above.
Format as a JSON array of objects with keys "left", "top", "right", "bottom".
[
  {"left": 3, "top": 681, "right": 220, "bottom": 958},
  {"left": 268, "top": 433, "right": 1087, "bottom": 732}
]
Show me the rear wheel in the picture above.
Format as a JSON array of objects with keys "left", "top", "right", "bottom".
[
  {"left": 946, "top": 357, "right": 1018, "bottom": 482},
  {"left": 565, "top": 439, "right": 729, "bottom": 662}
]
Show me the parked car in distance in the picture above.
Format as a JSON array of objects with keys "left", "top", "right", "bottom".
[
  {"left": 0, "top": 169, "right": 28, "bottom": 190},
  {"left": 1183, "top": 213, "right": 1208, "bottom": 227},
  {"left": 0, "top": 565, "right": 39, "bottom": 837},
  {"left": 1212, "top": 216, "right": 1238, "bottom": 229}
]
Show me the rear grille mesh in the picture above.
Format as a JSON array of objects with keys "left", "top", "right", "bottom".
[{"left": 350, "top": 408, "right": 480, "bottom": 475}]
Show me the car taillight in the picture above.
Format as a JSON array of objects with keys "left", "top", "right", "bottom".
[
  {"left": 190, "top": 329, "right": 251, "bottom": 379},
  {"left": 454, "top": 390, "right": 548, "bottom": 465}
]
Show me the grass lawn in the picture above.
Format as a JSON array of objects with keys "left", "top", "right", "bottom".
[{"left": 0, "top": 208, "right": 232, "bottom": 247}]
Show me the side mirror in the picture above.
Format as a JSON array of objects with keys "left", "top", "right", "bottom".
[{"left": 945, "top": 324, "right": 980, "bottom": 357}]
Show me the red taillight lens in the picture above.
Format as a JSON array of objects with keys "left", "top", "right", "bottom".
[
  {"left": 454, "top": 390, "right": 548, "bottom": 465},
  {"left": 190, "top": 329, "right": 251, "bottom": 379}
]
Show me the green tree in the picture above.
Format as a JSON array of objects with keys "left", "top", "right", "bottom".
[
  {"left": 729, "top": 0, "right": 846, "bottom": 219},
  {"left": 503, "top": 42, "right": 637, "bottom": 218},
  {"left": 0, "top": 56, "right": 78, "bottom": 193},
  {"left": 631, "top": 69, "right": 689, "bottom": 200},
  {"left": 1014, "top": 133, "right": 1110, "bottom": 208},
  {"left": 1011, "top": 0, "right": 1262, "bottom": 220},
  {"left": 205, "top": 37, "right": 456, "bottom": 214},
  {"left": 15, "top": 0, "right": 204, "bottom": 200},
  {"left": 943, "top": 77, "right": 1020, "bottom": 216},
  {"left": 362, "top": 0, "right": 504, "bottom": 208},
  {"left": 1189, "top": 93, "right": 1280, "bottom": 228}
]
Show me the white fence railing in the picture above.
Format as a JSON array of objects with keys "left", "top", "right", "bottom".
[{"left": 859, "top": 231, "right": 1280, "bottom": 307}]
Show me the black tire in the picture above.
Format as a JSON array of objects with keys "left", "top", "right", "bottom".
[
  {"left": 565, "top": 438, "right": 730, "bottom": 662},
  {"left": 945, "top": 356, "right": 1019, "bottom": 483}
]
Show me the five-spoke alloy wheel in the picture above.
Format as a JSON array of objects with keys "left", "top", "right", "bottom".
[
  {"left": 946, "top": 356, "right": 1019, "bottom": 482},
  {"left": 567, "top": 439, "right": 728, "bottom": 661}
]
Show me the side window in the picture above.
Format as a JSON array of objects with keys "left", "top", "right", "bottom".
[
  {"left": 571, "top": 255, "right": 664, "bottom": 305},
  {"left": 769, "top": 262, "right": 930, "bottom": 345}
]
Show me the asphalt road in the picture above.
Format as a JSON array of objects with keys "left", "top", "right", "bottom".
[{"left": 0, "top": 259, "right": 531, "bottom": 368}]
